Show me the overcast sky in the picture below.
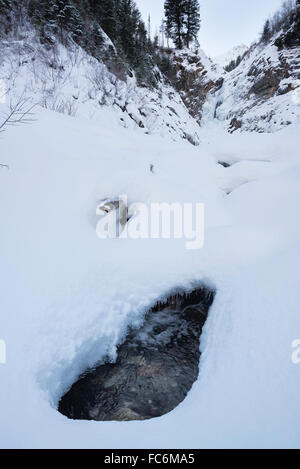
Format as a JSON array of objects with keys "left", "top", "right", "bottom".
[{"left": 135, "top": 0, "right": 285, "bottom": 57}]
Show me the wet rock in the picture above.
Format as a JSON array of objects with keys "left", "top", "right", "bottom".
[
  {"left": 229, "top": 117, "right": 242, "bottom": 133},
  {"left": 249, "top": 71, "right": 281, "bottom": 99},
  {"left": 58, "top": 287, "right": 215, "bottom": 421}
]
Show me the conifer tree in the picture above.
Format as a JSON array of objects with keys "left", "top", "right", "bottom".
[
  {"left": 97, "top": 0, "right": 118, "bottom": 40},
  {"left": 0, "top": 0, "right": 12, "bottom": 12},
  {"left": 261, "top": 19, "right": 271, "bottom": 42},
  {"left": 1, "top": 0, "right": 158, "bottom": 85},
  {"left": 0, "top": 0, "right": 13, "bottom": 35},
  {"left": 164, "top": 0, "right": 186, "bottom": 49},
  {"left": 117, "top": 0, "right": 136, "bottom": 64},
  {"left": 55, "top": 0, "right": 82, "bottom": 41},
  {"left": 164, "top": 0, "right": 201, "bottom": 49},
  {"left": 184, "top": 0, "right": 201, "bottom": 48}
]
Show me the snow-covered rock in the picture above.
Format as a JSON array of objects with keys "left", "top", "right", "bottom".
[
  {"left": 214, "top": 37, "right": 300, "bottom": 132},
  {"left": 0, "top": 31, "right": 201, "bottom": 146},
  {"left": 158, "top": 47, "right": 224, "bottom": 125}
]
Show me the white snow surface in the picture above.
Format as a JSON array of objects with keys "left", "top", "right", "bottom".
[{"left": 1, "top": 97, "right": 300, "bottom": 448}]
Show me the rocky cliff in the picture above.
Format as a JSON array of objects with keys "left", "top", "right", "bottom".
[
  {"left": 1, "top": 3, "right": 299, "bottom": 139},
  {"left": 159, "top": 48, "right": 224, "bottom": 126},
  {"left": 215, "top": 38, "right": 300, "bottom": 133},
  {"left": 213, "top": 4, "right": 300, "bottom": 133}
]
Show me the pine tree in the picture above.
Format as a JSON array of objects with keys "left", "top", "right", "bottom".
[
  {"left": 117, "top": 0, "right": 136, "bottom": 64},
  {"left": 225, "top": 59, "right": 236, "bottom": 73},
  {"left": 28, "top": 0, "right": 56, "bottom": 42},
  {"left": 184, "top": 0, "right": 201, "bottom": 48},
  {"left": 1, "top": 0, "right": 157, "bottom": 86},
  {"left": 28, "top": 0, "right": 82, "bottom": 43},
  {"left": 235, "top": 55, "right": 242, "bottom": 67},
  {"left": 0, "top": 0, "right": 13, "bottom": 36},
  {"left": 164, "top": 0, "right": 186, "bottom": 49},
  {"left": 97, "top": 0, "right": 118, "bottom": 40},
  {"left": 55, "top": 0, "right": 82, "bottom": 41},
  {"left": 0, "top": 0, "right": 12, "bottom": 12}
]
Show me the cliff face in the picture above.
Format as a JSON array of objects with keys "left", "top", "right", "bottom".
[
  {"left": 213, "top": 10, "right": 300, "bottom": 133},
  {"left": 0, "top": 31, "right": 202, "bottom": 145},
  {"left": 215, "top": 40, "right": 300, "bottom": 133},
  {"left": 154, "top": 20, "right": 299, "bottom": 135},
  {"left": 160, "top": 48, "right": 224, "bottom": 126}
]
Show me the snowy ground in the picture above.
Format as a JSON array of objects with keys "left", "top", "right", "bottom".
[{"left": 0, "top": 103, "right": 300, "bottom": 448}]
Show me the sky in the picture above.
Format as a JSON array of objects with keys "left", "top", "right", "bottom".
[{"left": 135, "top": 0, "right": 286, "bottom": 57}]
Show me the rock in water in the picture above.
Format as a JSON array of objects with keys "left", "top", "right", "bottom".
[{"left": 58, "top": 287, "right": 215, "bottom": 421}]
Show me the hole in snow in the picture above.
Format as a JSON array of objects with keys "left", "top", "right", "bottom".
[
  {"left": 218, "top": 160, "right": 232, "bottom": 168},
  {"left": 58, "top": 286, "right": 215, "bottom": 422}
]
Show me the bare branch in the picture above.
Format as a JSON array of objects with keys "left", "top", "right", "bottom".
[
  {"left": 0, "top": 97, "right": 36, "bottom": 133},
  {"left": 0, "top": 96, "right": 37, "bottom": 169}
]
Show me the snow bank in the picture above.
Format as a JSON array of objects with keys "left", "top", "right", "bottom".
[
  {"left": 1, "top": 102, "right": 300, "bottom": 447},
  {"left": 0, "top": 35, "right": 200, "bottom": 145}
]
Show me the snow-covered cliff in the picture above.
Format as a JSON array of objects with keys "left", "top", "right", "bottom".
[
  {"left": 214, "top": 37, "right": 300, "bottom": 132},
  {"left": 213, "top": 44, "right": 249, "bottom": 69},
  {"left": 0, "top": 29, "right": 202, "bottom": 145}
]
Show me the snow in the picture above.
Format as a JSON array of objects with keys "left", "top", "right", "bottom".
[
  {"left": 213, "top": 44, "right": 249, "bottom": 69},
  {"left": 213, "top": 41, "right": 300, "bottom": 132},
  {"left": 1, "top": 96, "right": 300, "bottom": 448},
  {"left": 1, "top": 17, "right": 300, "bottom": 449},
  {"left": 0, "top": 37, "right": 201, "bottom": 145}
]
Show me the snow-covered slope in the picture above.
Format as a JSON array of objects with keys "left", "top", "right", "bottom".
[
  {"left": 0, "top": 33, "right": 201, "bottom": 145},
  {"left": 213, "top": 44, "right": 248, "bottom": 69},
  {"left": 214, "top": 38, "right": 300, "bottom": 132},
  {"left": 2, "top": 22, "right": 298, "bottom": 140}
]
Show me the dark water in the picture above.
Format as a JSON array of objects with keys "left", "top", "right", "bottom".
[{"left": 58, "top": 287, "right": 215, "bottom": 421}]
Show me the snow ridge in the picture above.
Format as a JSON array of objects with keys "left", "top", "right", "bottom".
[{"left": 213, "top": 44, "right": 249, "bottom": 69}]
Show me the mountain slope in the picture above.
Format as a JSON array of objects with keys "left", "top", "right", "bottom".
[
  {"left": 215, "top": 39, "right": 300, "bottom": 133},
  {"left": 214, "top": 44, "right": 248, "bottom": 69},
  {"left": 212, "top": 2, "right": 300, "bottom": 133},
  {"left": 0, "top": 31, "right": 202, "bottom": 145}
]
